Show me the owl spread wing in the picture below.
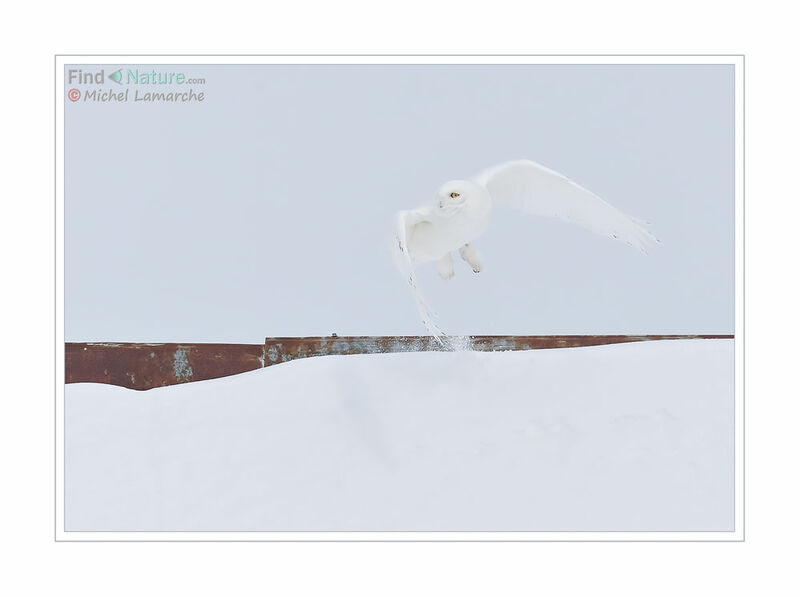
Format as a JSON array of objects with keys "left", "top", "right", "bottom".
[
  {"left": 474, "top": 160, "right": 657, "bottom": 252},
  {"left": 392, "top": 210, "right": 445, "bottom": 342}
]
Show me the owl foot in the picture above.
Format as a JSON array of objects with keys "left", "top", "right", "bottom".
[
  {"left": 459, "top": 243, "right": 482, "bottom": 274},
  {"left": 437, "top": 253, "right": 455, "bottom": 280}
]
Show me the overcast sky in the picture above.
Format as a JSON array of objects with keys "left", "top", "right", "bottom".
[{"left": 64, "top": 64, "right": 734, "bottom": 342}]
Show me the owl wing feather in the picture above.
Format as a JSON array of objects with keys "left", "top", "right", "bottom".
[{"left": 474, "top": 160, "right": 657, "bottom": 253}]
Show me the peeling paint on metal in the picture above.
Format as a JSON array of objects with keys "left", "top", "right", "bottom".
[
  {"left": 267, "top": 345, "right": 279, "bottom": 364},
  {"left": 173, "top": 347, "right": 194, "bottom": 382}
]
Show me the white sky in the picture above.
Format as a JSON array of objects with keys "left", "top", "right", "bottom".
[{"left": 64, "top": 64, "right": 734, "bottom": 342}]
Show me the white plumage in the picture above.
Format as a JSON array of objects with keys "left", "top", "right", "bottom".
[{"left": 392, "top": 159, "right": 657, "bottom": 339}]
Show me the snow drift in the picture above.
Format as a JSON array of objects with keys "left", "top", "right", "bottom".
[{"left": 65, "top": 339, "right": 734, "bottom": 532}]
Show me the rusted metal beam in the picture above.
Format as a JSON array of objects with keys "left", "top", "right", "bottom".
[
  {"left": 65, "top": 342, "right": 266, "bottom": 391},
  {"left": 262, "top": 334, "right": 733, "bottom": 364},
  {"left": 65, "top": 335, "right": 733, "bottom": 391}
]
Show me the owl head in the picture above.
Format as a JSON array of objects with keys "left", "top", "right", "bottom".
[{"left": 434, "top": 180, "right": 487, "bottom": 213}]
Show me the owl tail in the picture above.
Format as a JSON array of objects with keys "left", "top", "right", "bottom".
[{"left": 392, "top": 212, "right": 446, "bottom": 344}]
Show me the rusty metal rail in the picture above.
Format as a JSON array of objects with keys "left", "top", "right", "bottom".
[{"left": 65, "top": 335, "right": 733, "bottom": 391}]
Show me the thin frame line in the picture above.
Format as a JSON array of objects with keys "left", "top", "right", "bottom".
[{"left": 55, "top": 53, "right": 745, "bottom": 57}]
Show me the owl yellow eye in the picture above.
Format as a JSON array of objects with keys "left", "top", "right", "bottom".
[{"left": 450, "top": 192, "right": 460, "bottom": 198}]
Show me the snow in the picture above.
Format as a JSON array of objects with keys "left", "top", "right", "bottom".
[{"left": 65, "top": 339, "right": 734, "bottom": 532}]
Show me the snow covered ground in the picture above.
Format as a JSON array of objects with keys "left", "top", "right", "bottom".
[{"left": 65, "top": 339, "right": 734, "bottom": 532}]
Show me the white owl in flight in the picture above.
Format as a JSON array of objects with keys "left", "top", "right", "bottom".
[{"left": 392, "top": 159, "right": 657, "bottom": 339}]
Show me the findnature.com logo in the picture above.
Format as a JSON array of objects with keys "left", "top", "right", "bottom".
[{"left": 66, "top": 68, "right": 206, "bottom": 103}]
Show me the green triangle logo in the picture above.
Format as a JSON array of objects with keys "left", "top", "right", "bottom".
[{"left": 109, "top": 69, "right": 122, "bottom": 84}]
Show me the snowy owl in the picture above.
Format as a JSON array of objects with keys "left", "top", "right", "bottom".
[{"left": 392, "top": 159, "right": 657, "bottom": 339}]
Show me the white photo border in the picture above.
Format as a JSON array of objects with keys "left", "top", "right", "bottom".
[{"left": 55, "top": 54, "right": 744, "bottom": 542}]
